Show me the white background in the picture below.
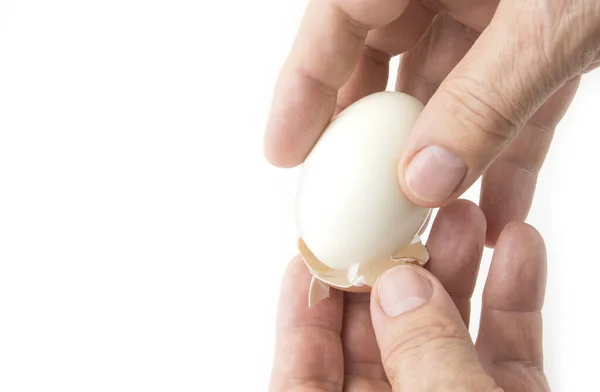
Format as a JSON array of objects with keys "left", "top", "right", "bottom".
[{"left": 0, "top": 1, "right": 598, "bottom": 391}]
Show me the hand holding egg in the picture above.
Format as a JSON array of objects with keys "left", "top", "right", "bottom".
[{"left": 266, "top": 0, "right": 593, "bottom": 246}]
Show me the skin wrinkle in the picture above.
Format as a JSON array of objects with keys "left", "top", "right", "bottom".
[
  {"left": 440, "top": 75, "right": 520, "bottom": 142},
  {"left": 337, "top": 5, "right": 370, "bottom": 43},
  {"left": 362, "top": 45, "right": 391, "bottom": 66},
  {"left": 393, "top": 345, "right": 500, "bottom": 392},
  {"left": 488, "top": 366, "right": 549, "bottom": 392},
  {"left": 478, "top": 312, "right": 543, "bottom": 363},
  {"left": 511, "top": 8, "right": 566, "bottom": 93},
  {"left": 494, "top": 157, "right": 539, "bottom": 177},
  {"left": 380, "top": 312, "right": 469, "bottom": 375},
  {"left": 292, "top": 54, "right": 354, "bottom": 98},
  {"left": 384, "top": 335, "right": 471, "bottom": 381},
  {"left": 490, "top": 355, "right": 550, "bottom": 388},
  {"left": 539, "top": 0, "right": 597, "bottom": 73},
  {"left": 491, "top": 126, "right": 552, "bottom": 176},
  {"left": 490, "top": 16, "right": 556, "bottom": 119}
]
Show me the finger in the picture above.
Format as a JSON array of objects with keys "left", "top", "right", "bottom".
[
  {"left": 365, "top": 0, "right": 434, "bottom": 57},
  {"left": 475, "top": 223, "right": 549, "bottom": 391},
  {"left": 341, "top": 293, "right": 390, "bottom": 391},
  {"left": 397, "top": 13, "right": 477, "bottom": 106},
  {"left": 334, "top": 47, "right": 390, "bottom": 116},
  {"left": 264, "top": 0, "right": 411, "bottom": 168},
  {"left": 426, "top": 199, "right": 486, "bottom": 325},
  {"left": 481, "top": 77, "right": 580, "bottom": 246},
  {"left": 370, "top": 265, "right": 500, "bottom": 391},
  {"left": 270, "top": 256, "right": 344, "bottom": 392},
  {"left": 335, "top": 0, "right": 435, "bottom": 113},
  {"left": 397, "top": 2, "right": 577, "bottom": 206}
]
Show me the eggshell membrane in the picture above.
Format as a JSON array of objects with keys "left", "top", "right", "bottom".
[{"left": 295, "top": 92, "right": 431, "bottom": 271}]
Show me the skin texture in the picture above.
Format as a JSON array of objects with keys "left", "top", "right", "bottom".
[
  {"left": 270, "top": 200, "right": 549, "bottom": 391},
  {"left": 264, "top": 0, "right": 600, "bottom": 246}
]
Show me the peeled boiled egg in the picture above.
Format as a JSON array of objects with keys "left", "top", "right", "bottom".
[{"left": 295, "top": 91, "right": 431, "bottom": 300}]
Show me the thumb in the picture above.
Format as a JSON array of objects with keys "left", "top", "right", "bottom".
[
  {"left": 397, "top": 2, "right": 579, "bottom": 206},
  {"left": 371, "top": 265, "right": 499, "bottom": 391}
]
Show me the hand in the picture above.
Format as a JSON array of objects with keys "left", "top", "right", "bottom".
[
  {"left": 264, "top": 0, "right": 598, "bottom": 245},
  {"left": 270, "top": 200, "right": 548, "bottom": 391}
]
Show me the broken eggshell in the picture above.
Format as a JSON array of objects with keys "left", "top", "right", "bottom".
[
  {"left": 294, "top": 92, "right": 432, "bottom": 306},
  {"left": 299, "top": 235, "right": 430, "bottom": 306}
]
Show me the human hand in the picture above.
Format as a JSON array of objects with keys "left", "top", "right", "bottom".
[
  {"left": 270, "top": 200, "right": 548, "bottom": 391},
  {"left": 264, "top": 0, "right": 597, "bottom": 245}
]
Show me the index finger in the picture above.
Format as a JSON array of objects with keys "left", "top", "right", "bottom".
[{"left": 264, "top": 0, "right": 410, "bottom": 168}]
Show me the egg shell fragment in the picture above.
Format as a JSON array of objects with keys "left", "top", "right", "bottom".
[{"left": 300, "top": 236, "right": 430, "bottom": 306}]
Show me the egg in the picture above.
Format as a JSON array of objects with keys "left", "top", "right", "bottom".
[{"left": 295, "top": 91, "right": 431, "bottom": 272}]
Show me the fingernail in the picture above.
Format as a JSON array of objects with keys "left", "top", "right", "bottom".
[
  {"left": 405, "top": 146, "right": 467, "bottom": 203},
  {"left": 378, "top": 265, "right": 432, "bottom": 317}
]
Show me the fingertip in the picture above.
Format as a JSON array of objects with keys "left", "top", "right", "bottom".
[
  {"left": 283, "top": 254, "right": 312, "bottom": 279},
  {"left": 437, "top": 199, "right": 486, "bottom": 229},
  {"left": 497, "top": 221, "right": 546, "bottom": 257},
  {"left": 426, "top": 199, "right": 487, "bottom": 272},
  {"left": 263, "top": 96, "right": 309, "bottom": 168},
  {"left": 263, "top": 133, "right": 302, "bottom": 168},
  {"left": 263, "top": 71, "right": 337, "bottom": 168},
  {"left": 427, "top": 199, "right": 487, "bottom": 271}
]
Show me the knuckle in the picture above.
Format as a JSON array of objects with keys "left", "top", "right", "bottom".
[
  {"left": 381, "top": 311, "right": 469, "bottom": 378},
  {"left": 440, "top": 76, "right": 520, "bottom": 144}
]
